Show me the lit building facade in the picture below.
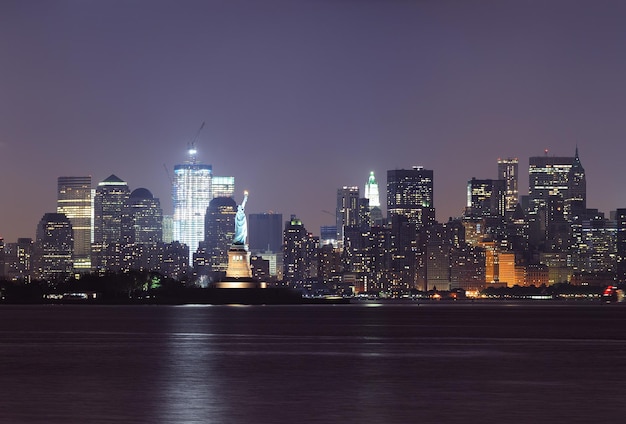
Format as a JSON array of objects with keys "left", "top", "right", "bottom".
[
  {"left": 497, "top": 158, "right": 519, "bottom": 211},
  {"left": 34, "top": 213, "right": 73, "bottom": 282},
  {"left": 387, "top": 166, "right": 434, "bottom": 228},
  {"left": 172, "top": 162, "right": 212, "bottom": 265},
  {"left": 120, "top": 188, "right": 163, "bottom": 272},
  {"left": 466, "top": 178, "right": 506, "bottom": 218},
  {"left": 57, "top": 176, "right": 92, "bottom": 271},
  {"left": 203, "top": 196, "right": 237, "bottom": 273},
  {"left": 364, "top": 171, "right": 380, "bottom": 208},
  {"left": 528, "top": 154, "right": 575, "bottom": 217},
  {"left": 93, "top": 175, "right": 130, "bottom": 272},
  {"left": 336, "top": 186, "right": 360, "bottom": 248}
]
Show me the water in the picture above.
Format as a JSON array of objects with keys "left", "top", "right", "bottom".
[{"left": 1, "top": 303, "right": 625, "bottom": 423}]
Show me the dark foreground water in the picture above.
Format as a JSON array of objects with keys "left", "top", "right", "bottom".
[{"left": 1, "top": 303, "right": 626, "bottom": 423}]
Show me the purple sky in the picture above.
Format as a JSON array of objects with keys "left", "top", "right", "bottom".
[{"left": 2, "top": 0, "right": 626, "bottom": 243}]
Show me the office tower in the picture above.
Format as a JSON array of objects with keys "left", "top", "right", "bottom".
[
  {"left": 283, "top": 215, "right": 314, "bottom": 286},
  {"left": 123, "top": 188, "right": 163, "bottom": 245},
  {"left": 497, "top": 158, "right": 519, "bottom": 211},
  {"left": 211, "top": 176, "right": 235, "bottom": 198},
  {"left": 466, "top": 178, "right": 506, "bottom": 218},
  {"left": 387, "top": 166, "right": 435, "bottom": 228},
  {"left": 203, "top": 197, "right": 237, "bottom": 273},
  {"left": 33, "top": 213, "right": 73, "bottom": 282},
  {"left": 249, "top": 212, "right": 283, "bottom": 253},
  {"left": 528, "top": 153, "right": 575, "bottom": 217},
  {"left": 565, "top": 147, "right": 586, "bottom": 220},
  {"left": 57, "top": 176, "right": 92, "bottom": 271},
  {"left": 93, "top": 174, "right": 130, "bottom": 272},
  {"left": 172, "top": 147, "right": 213, "bottom": 265},
  {"left": 336, "top": 186, "right": 360, "bottom": 248},
  {"left": 119, "top": 188, "right": 163, "bottom": 272}
]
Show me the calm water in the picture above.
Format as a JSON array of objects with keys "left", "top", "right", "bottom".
[{"left": 1, "top": 303, "right": 626, "bottom": 423}]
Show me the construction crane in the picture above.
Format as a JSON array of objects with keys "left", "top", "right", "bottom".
[
  {"left": 163, "top": 163, "right": 173, "bottom": 185},
  {"left": 187, "top": 121, "right": 205, "bottom": 164}
]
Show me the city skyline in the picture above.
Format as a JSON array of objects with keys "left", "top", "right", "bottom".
[{"left": 3, "top": 1, "right": 626, "bottom": 242}]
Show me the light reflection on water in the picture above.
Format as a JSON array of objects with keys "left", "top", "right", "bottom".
[{"left": 0, "top": 304, "right": 625, "bottom": 423}]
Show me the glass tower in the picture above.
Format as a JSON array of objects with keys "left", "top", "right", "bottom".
[
  {"left": 387, "top": 166, "right": 435, "bottom": 227},
  {"left": 93, "top": 174, "right": 130, "bottom": 272},
  {"left": 497, "top": 158, "right": 519, "bottom": 211},
  {"left": 57, "top": 176, "right": 92, "bottom": 271},
  {"left": 172, "top": 144, "right": 213, "bottom": 265}
]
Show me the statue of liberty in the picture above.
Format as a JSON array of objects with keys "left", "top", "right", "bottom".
[{"left": 233, "top": 191, "right": 248, "bottom": 245}]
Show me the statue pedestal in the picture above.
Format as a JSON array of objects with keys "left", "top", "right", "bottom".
[{"left": 213, "top": 244, "right": 266, "bottom": 289}]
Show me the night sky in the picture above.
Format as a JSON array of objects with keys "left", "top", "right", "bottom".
[{"left": 2, "top": 0, "right": 626, "bottom": 243}]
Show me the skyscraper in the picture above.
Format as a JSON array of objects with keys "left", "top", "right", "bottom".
[
  {"left": 364, "top": 171, "right": 380, "bottom": 208},
  {"left": 528, "top": 153, "right": 574, "bottom": 217},
  {"left": 57, "top": 176, "right": 92, "bottom": 271},
  {"left": 93, "top": 174, "right": 130, "bottom": 272},
  {"left": 203, "top": 196, "right": 237, "bottom": 273},
  {"left": 34, "top": 213, "right": 73, "bottom": 282},
  {"left": 565, "top": 147, "right": 586, "bottom": 220},
  {"left": 122, "top": 188, "right": 163, "bottom": 245},
  {"left": 364, "top": 171, "right": 384, "bottom": 225},
  {"left": 172, "top": 151, "right": 212, "bottom": 265},
  {"left": 387, "top": 166, "right": 434, "bottom": 227},
  {"left": 497, "top": 158, "right": 519, "bottom": 211},
  {"left": 466, "top": 178, "right": 506, "bottom": 218},
  {"left": 336, "top": 186, "right": 360, "bottom": 248}
]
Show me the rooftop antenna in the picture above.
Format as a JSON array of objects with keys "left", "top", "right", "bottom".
[{"left": 187, "top": 122, "right": 205, "bottom": 164}]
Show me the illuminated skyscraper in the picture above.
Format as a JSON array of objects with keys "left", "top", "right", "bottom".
[
  {"left": 172, "top": 148, "right": 212, "bottom": 265},
  {"left": 34, "top": 213, "right": 73, "bottom": 282},
  {"left": 497, "top": 158, "right": 519, "bottom": 211},
  {"left": 203, "top": 196, "right": 237, "bottom": 273},
  {"left": 123, "top": 188, "right": 163, "bottom": 245},
  {"left": 466, "top": 178, "right": 506, "bottom": 218},
  {"left": 565, "top": 147, "right": 586, "bottom": 220},
  {"left": 364, "top": 171, "right": 384, "bottom": 225},
  {"left": 364, "top": 171, "right": 380, "bottom": 208},
  {"left": 93, "top": 174, "right": 130, "bottom": 272},
  {"left": 387, "top": 166, "right": 434, "bottom": 227},
  {"left": 211, "top": 176, "right": 235, "bottom": 198},
  {"left": 528, "top": 153, "right": 574, "bottom": 217},
  {"left": 57, "top": 176, "right": 92, "bottom": 271},
  {"left": 336, "top": 186, "right": 360, "bottom": 247}
]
